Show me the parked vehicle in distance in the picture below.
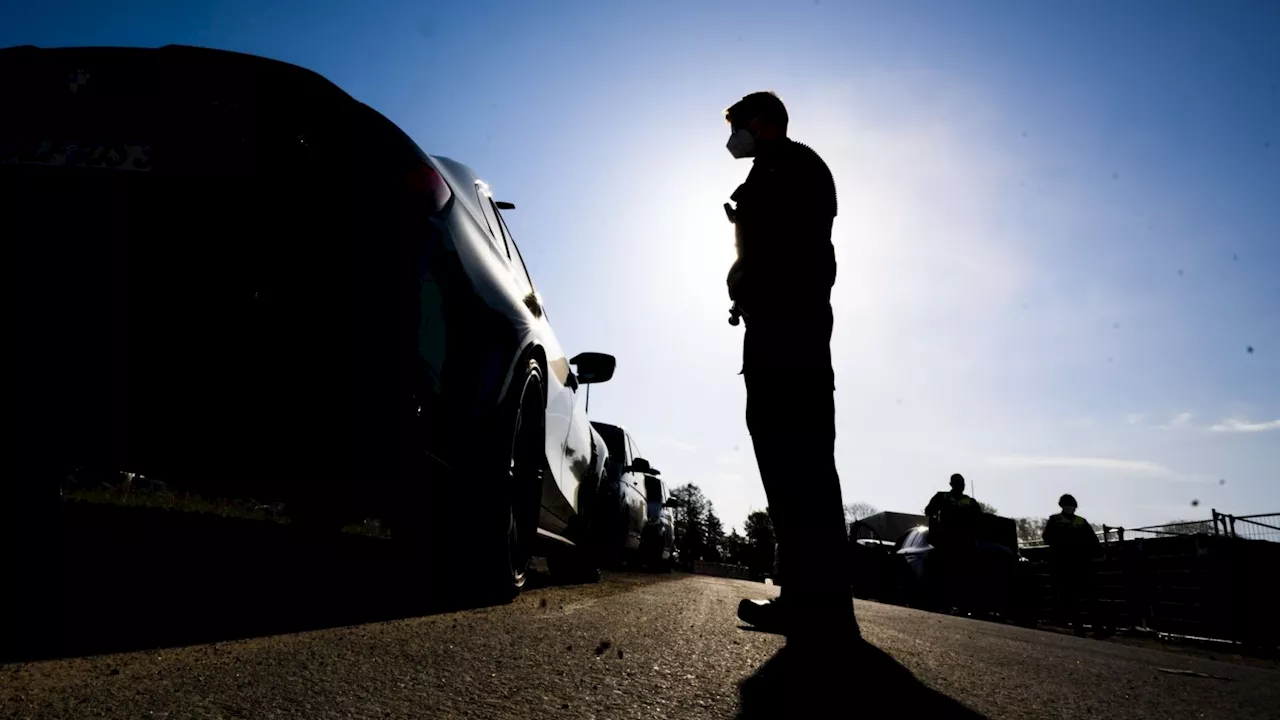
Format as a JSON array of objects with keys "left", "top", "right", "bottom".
[
  {"left": 6, "top": 43, "right": 615, "bottom": 603},
  {"left": 848, "top": 536, "right": 898, "bottom": 600},
  {"left": 849, "top": 512, "right": 927, "bottom": 602},
  {"left": 588, "top": 421, "right": 661, "bottom": 565},
  {"left": 640, "top": 473, "right": 678, "bottom": 569},
  {"left": 891, "top": 521, "right": 1018, "bottom": 616}
]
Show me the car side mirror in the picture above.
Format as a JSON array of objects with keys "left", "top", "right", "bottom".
[
  {"left": 570, "top": 352, "right": 616, "bottom": 385},
  {"left": 495, "top": 201, "right": 516, "bottom": 210},
  {"left": 628, "top": 457, "right": 651, "bottom": 474},
  {"left": 664, "top": 498, "right": 680, "bottom": 509}
]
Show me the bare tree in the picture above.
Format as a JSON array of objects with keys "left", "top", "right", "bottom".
[
  {"left": 844, "top": 502, "right": 879, "bottom": 529},
  {"left": 1015, "top": 517, "right": 1047, "bottom": 543}
]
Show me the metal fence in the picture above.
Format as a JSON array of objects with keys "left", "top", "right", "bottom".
[
  {"left": 1018, "top": 527, "right": 1118, "bottom": 550},
  {"left": 689, "top": 561, "right": 751, "bottom": 580},
  {"left": 1121, "top": 519, "right": 1216, "bottom": 540},
  {"left": 1218, "top": 513, "right": 1280, "bottom": 543},
  {"left": 1095, "top": 510, "right": 1278, "bottom": 544},
  {"left": 1013, "top": 510, "right": 1280, "bottom": 646}
]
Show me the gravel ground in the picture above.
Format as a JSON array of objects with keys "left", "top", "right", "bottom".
[{"left": 5, "top": 568, "right": 1278, "bottom": 719}]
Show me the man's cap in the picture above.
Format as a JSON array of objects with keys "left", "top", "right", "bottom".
[
  {"left": 950, "top": 473, "right": 965, "bottom": 485},
  {"left": 1059, "top": 493, "right": 1078, "bottom": 507}
]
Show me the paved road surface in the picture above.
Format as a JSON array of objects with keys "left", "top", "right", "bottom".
[{"left": 5, "top": 566, "right": 1277, "bottom": 719}]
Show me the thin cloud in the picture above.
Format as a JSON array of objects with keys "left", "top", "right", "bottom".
[
  {"left": 1125, "top": 413, "right": 1145, "bottom": 425},
  {"left": 1159, "top": 412, "right": 1194, "bottom": 430},
  {"left": 988, "top": 454, "right": 1172, "bottom": 476},
  {"left": 1209, "top": 418, "right": 1280, "bottom": 434}
]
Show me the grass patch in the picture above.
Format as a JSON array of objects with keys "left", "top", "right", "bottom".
[
  {"left": 64, "top": 482, "right": 393, "bottom": 538},
  {"left": 62, "top": 470, "right": 396, "bottom": 538},
  {"left": 64, "top": 486, "right": 291, "bottom": 524},
  {"left": 340, "top": 520, "right": 393, "bottom": 540}
]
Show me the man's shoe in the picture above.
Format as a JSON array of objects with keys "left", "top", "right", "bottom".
[
  {"left": 738, "top": 597, "right": 861, "bottom": 639},
  {"left": 738, "top": 598, "right": 789, "bottom": 634}
]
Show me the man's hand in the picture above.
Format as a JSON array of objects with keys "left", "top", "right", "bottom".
[{"left": 726, "top": 259, "right": 745, "bottom": 301}]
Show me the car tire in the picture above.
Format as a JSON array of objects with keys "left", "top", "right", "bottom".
[
  {"left": 463, "top": 359, "right": 547, "bottom": 604},
  {"left": 595, "top": 489, "right": 630, "bottom": 569},
  {"left": 638, "top": 524, "right": 666, "bottom": 571},
  {"left": 478, "top": 359, "right": 545, "bottom": 600},
  {"left": 391, "top": 359, "right": 543, "bottom": 608}
]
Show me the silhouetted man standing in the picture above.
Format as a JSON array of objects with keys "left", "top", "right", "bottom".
[
  {"left": 724, "top": 91, "right": 854, "bottom": 638},
  {"left": 924, "top": 473, "right": 981, "bottom": 609},
  {"left": 1043, "top": 493, "right": 1107, "bottom": 637},
  {"left": 924, "top": 473, "right": 979, "bottom": 547}
]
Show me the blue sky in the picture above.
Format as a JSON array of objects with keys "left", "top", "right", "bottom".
[{"left": 6, "top": 1, "right": 1277, "bottom": 531}]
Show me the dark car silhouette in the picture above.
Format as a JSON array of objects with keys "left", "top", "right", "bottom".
[
  {"left": 5, "top": 44, "right": 615, "bottom": 601},
  {"left": 892, "top": 522, "right": 1019, "bottom": 616}
]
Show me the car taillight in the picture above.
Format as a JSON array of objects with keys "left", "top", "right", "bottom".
[{"left": 405, "top": 163, "right": 452, "bottom": 214}]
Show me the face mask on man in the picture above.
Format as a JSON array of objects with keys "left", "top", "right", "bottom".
[{"left": 726, "top": 127, "right": 756, "bottom": 159}]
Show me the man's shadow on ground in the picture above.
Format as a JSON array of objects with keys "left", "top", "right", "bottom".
[{"left": 738, "top": 634, "right": 985, "bottom": 719}]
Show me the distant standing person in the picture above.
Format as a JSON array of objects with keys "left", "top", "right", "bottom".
[
  {"left": 1043, "top": 494, "right": 1108, "bottom": 637},
  {"left": 924, "top": 473, "right": 980, "bottom": 546},
  {"left": 722, "top": 91, "right": 854, "bottom": 639},
  {"left": 924, "top": 473, "right": 980, "bottom": 608},
  {"left": 925, "top": 474, "right": 976, "bottom": 523}
]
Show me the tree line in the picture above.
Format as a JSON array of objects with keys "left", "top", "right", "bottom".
[
  {"left": 669, "top": 482, "right": 778, "bottom": 580},
  {"left": 670, "top": 482, "right": 1214, "bottom": 575},
  {"left": 669, "top": 484, "right": 890, "bottom": 580}
]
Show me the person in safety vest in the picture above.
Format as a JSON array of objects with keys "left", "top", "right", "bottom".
[
  {"left": 923, "top": 473, "right": 981, "bottom": 608},
  {"left": 1043, "top": 493, "right": 1109, "bottom": 637},
  {"left": 925, "top": 473, "right": 979, "bottom": 547}
]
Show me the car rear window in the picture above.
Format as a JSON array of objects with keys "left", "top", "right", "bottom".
[{"left": 592, "top": 423, "right": 627, "bottom": 462}]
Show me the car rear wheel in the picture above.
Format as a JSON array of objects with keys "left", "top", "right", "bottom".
[
  {"left": 491, "top": 362, "right": 545, "bottom": 596},
  {"left": 589, "top": 488, "right": 629, "bottom": 569},
  {"left": 391, "top": 360, "right": 543, "bottom": 607}
]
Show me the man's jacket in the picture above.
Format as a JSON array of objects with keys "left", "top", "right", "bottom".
[
  {"left": 924, "top": 491, "right": 979, "bottom": 548},
  {"left": 730, "top": 138, "right": 837, "bottom": 375},
  {"left": 1043, "top": 513, "right": 1102, "bottom": 563}
]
